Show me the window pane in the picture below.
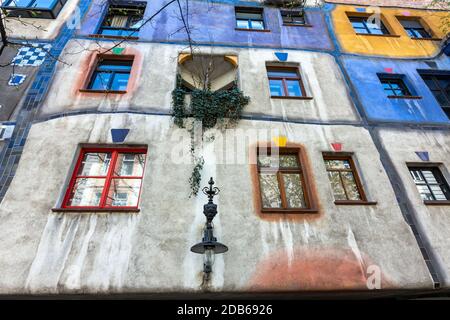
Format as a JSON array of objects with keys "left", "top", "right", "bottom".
[
  {"left": 250, "top": 20, "right": 264, "bottom": 30},
  {"left": 111, "top": 73, "right": 130, "bottom": 91},
  {"left": 327, "top": 171, "right": 347, "bottom": 200},
  {"left": 77, "top": 153, "right": 112, "bottom": 176},
  {"left": 417, "top": 185, "right": 434, "bottom": 200},
  {"left": 33, "top": 0, "right": 54, "bottom": 8},
  {"left": 90, "top": 72, "right": 113, "bottom": 90},
  {"left": 429, "top": 185, "right": 447, "bottom": 200},
  {"left": 114, "top": 153, "right": 146, "bottom": 177},
  {"left": 97, "top": 61, "right": 132, "bottom": 72},
  {"left": 67, "top": 178, "right": 105, "bottom": 206},
  {"left": 410, "top": 170, "right": 425, "bottom": 183},
  {"left": 267, "top": 70, "right": 298, "bottom": 78},
  {"left": 286, "top": 80, "right": 302, "bottom": 97},
  {"left": 259, "top": 173, "right": 282, "bottom": 208},
  {"left": 100, "top": 28, "right": 124, "bottom": 36},
  {"left": 269, "top": 79, "right": 284, "bottom": 96},
  {"left": 422, "top": 170, "right": 438, "bottom": 184},
  {"left": 400, "top": 19, "right": 423, "bottom": 29},
  {"left": 282, "top": 173, "right": 306, "bottom": 208},
  {"left": 351, "top": 21, "right": 365, "bottom": 28},
  {"left": 6, "top": 0, "right": 33, "bottom": 7},
  {"left": 236, "top": 19, "right": 250, "bottom": 29},
  {"left": 236, "top": 12, "right": 263, "bottom": 20},
  {"left": 279, "top": 154, "right": 299, "bottom": 168},
  {"left": 324, "top": 159, "right": 351, "bottom": 170},
  {"left": 106, "top": 179, "right": 141, "bottom": 207},
  {"left": 341, "top": 172, "right": 362, "bottom": 200}
]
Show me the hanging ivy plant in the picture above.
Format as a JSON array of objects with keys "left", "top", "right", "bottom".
[
  {"left": 189, "top": 157, "right": 204, "bottom": 197},
  {"left": 172, "top": 77, "right": 250, "bottom": 130},
  {"left": 172, "top": 74, "right": 250, "bottom": 196}
]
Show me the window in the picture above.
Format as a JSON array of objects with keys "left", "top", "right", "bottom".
[
  {"left": 281, "top": 10, "right": 306, "bottom": 26},
  {"left": 1, "top": 0, "right": 67, "bottom": 19},
  {"left": 420, "top": 73, "right": 450, "bottom": 118},
  {"left": 409, "top": 167, "right": 450, "bottom": 202},
  {"left": 235, "top": 7, "right": 265, "bottom": 30},
  {"left": 87, "top": 57, "right": 133, "bottom": 92},
  {"left": 267, "top": 67, "right": 306, "bottom": 98},
  {"left": 257, "top": 148, "right": 315, "bottom": 212},
  {"left": 63, "top": 148, "right": 147, "bottom": 209},
  {"left": 323, "top": 155, "right": 367, "bottom": 203},
  {"left": 348, "top": 16, "right": 390, "bottom": 35},
  {"left": 398, "top": 18, "right": 432, "bottom": 39},
  {"left": 98, "top": 3, "right": 146, "bottom": 38},
  {"left": 378, "top": 74, "right": 412, "bottom": 97}
]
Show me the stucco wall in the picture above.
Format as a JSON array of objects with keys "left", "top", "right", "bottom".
[
  {"left": 39, "top": 41, "right": 359, "bottom": 123},
  {"left": 0, "top": 113, "right": 433, "bottom": 294},
  {"left": 325, "top": 0, "right": 443, "bottom": 10},
  {"left": 330, "top": 4, "right": 447, "bottom": 58},
  {"left": 2, "top": 0, "right": 81, "bottom": 40},
  {"left": 377, "top": 127, "right": 450, "bottom": 286},
  {"left": 341, "top": 54, "right": 450, "bottom": 124}
]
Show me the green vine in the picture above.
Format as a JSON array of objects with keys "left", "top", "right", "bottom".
[
  {"left": 189, "top": 157, "right": 204, "bottom": 197},
  {"left": 172, "top": 78, "right": 250, "bottom": 130},
  {"left": 172, "top": 75, "right": 250, "bottom": 196}
]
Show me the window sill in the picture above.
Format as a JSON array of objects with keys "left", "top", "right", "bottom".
[
  {"left": 261, "top": 208, "right": 318, "bottom": 214},
  {"left": 88, "top": 34, "right": 139, "bottom": 41},
  {"left": 271, "top": 96, "right": 313, "bottom": 100},
  {"left": 387, "top": 95, "right": 422, "bottom": 100},
  {"left": 334, "top": 200, "right": 378, "bottom": 206},
  {"left": 423, "top": 200, "right": 450, "bottom": 206},
  {"left": 283, "top": 23, "right": 313, "bottom": 28},
  {"left": 411, "top": 37, "right": 442, "bottom": 41},
  {"left": 355, "top": 33, "right": 401, "bottom": 38},
  {"left": 79, "top": 89, "right": 127, "bottom": 94},
  {"left": 52, "top": 208, "right": 140, "bottom": 213},
  {"left": 235, "top": 28, "right": 271, "bottom": 33}
]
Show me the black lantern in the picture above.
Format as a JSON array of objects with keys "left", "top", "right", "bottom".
[{"left": 191, "top": 177, "right": 228, "bottom": 274}]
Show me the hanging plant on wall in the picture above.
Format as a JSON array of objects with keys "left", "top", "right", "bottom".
[{"left": 171, "top": 56, "right": 250, "bottom": 196}]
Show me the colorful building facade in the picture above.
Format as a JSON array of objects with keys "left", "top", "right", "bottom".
[{"left": 0, "top": 0, "right": 449, "bottom": 297}]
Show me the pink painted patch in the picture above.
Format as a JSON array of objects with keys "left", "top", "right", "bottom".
[
  {"left": 384, "top": 68, "right": 393, "bottom": 73},
  {"left": 331, "top": 143, "right": 342, "bottom": 152},
  {"left": 402, "top": 11, "right": 411, "bottom": 16}
]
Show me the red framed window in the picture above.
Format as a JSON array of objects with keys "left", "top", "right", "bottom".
[{"left": 63, "top": 147, "right": 147, "bottom": 209}]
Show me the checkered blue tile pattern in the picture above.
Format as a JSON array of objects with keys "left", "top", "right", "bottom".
[{"left": 11, "top": 43, "right": 52, "bottom": 67}]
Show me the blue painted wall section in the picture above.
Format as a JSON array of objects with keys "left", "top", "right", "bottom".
[
  {"left": 342, "top": 54, "right": 450, "bottom": 124},
  {"left": 78, "top": 0, "right": 334, "bottom": 51}
]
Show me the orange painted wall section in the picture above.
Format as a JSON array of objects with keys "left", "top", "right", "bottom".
[
  {"left": 331, "top": 5, "right": 447, "bottom": 58},
  {"left": 247, "top": 248, "right": 392, "bottom": 291}
]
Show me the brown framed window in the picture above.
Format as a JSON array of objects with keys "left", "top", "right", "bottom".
[
  {"left": 267, "top": 67, "right": 306, "bottom": 98},
  {"left": 257, "top": 147, "right": 315, "bottom": 213},
  {"left": 281, "top": 10, "right": 307, "bottom": 26},
  {"left": 323, "top": 155, "right": 367, "bottom": 203},
  {"left": 409, "top": 167, "right": 450, "bottom": 202}
]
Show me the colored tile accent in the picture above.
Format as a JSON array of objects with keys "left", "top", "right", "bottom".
[
  {"left": 8, "top": 74, "right": 26, "bottom": 86},
  {"left": 111, "top": 129, "right": 130, "bottom": 143},
  {"left": 415, "top": 151, "right": 430, "bottom": 162},
  {"left": 11, "top": 44, "right": 52, "bottom": 67}
]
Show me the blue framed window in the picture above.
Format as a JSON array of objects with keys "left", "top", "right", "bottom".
[
  {"left": 349, "top": 16, "right": 390, "bottom": 35},
  {"left": 88, "top": 58, "right": 133, "bottom": 92},
  {"left": 378, "top": 74, "right": 412, "bottom": 97},
  {"left": 398, "top": 18, "right": 432, "bottom": 39},
  {"left": 98, "top": 2, "right": 146, "bottom": 38},
  {"left": 235, "top": 7, "right": 265, "bottom": 30},
  {"left": 1, "top": 0, "right": 67, "bottom": 19}
]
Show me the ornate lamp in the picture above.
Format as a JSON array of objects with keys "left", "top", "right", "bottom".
[{"left": 191, "top": 177, "right": 228, "bottom": 275}]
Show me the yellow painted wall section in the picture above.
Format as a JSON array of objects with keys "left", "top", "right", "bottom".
[{"left": 332, "top": 5, "right": 448, "bottom": 58}]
